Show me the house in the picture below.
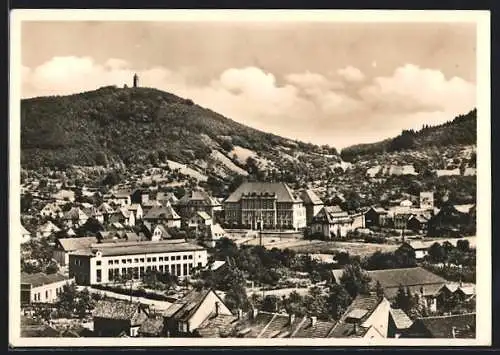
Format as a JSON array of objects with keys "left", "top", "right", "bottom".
[
  {"left": 387, "top": 308, "right": 413, "bottom": 338},
  {"left": 163, "top": 288, "right": 232, "bottom": 336},
  {"left": 329, "top": 293, "right": 391, "bottom": 338},
  {"left": 21, "top": 272, "right": 74, "bottom": 304},
  {"left": 367, "top": 267, "right": 448, "bottom": 312},
  {"left": 143, "top": 203, "right": 181, "bottom": 230},
  {"left": 93, "top": 299, "right": 150, "bottom": 337},
  {"left": 69, "top": 239, "right": 208, "bottom": 285},
  {"left": 40, "top": 202, "right": 63, "bottom": 218},
  {"left": 21, "top": 224, "right": 31, "bottom": 244},
  {"left": 463, "top": 167, "right": 476, "bottom": 176},
  {"left": 231, "top": 310, "right": 306, "bottom": 338},
  {"left": 51, "top": 189, "right": 76, "bottom": 202},
  {"left": 188, "top": 211, "right": 213, "bottom": 229},
  {"left": 141, "top": 200, "right": 163, "bottom": 214},
  {"left": 364, "top": 207, "right": 389, "bottom": 228},
  {"left": 435, "top": 168, "right": 461, "bottom": 177},
  {"left": 388, "top": 165, "right": 417, "bottom": 176},
  {"left": 150, "top": 224, "right": 172, "bottom": 241},
  {"left": 130, "top": 189, "right": 150, "bottom": 205},
  {"left": 224, "top": 182, "right": 307, "bottom": 230},
  {"left": 82, "top": 205, "right": 104, "bottom": 224},
  {"left": 53, "top": 236, "right": 98, "bottom": 266},
  {"left": 63, "top": 207, "right": 89, "bottom": 228},
  {"left": 108, "top": 207, "right": 135, "bottom": 227},
  {"left": 309, "top": 206, "right": 353, "bottom": 238},
  {"left": 156, "top": 192, "right": 178, "bottom": 206},
  {"left": 419, "top": 191, "right": 435, "bottom": 210},
  {"left": 402, "top": 313, "right": 476, "bottom": 338},
  {"left": 299, "top": 189, "right": 324, "bottom": 225},
  {"left": 366, "top": 166, "right": 382, "bottom": 178},
  {"left": 397, "top": 241, "right": 430, "bottom": 261},
  {"left": 128, "top": 204, "right": 144, "bottom": 221},
  {"left": 98, "top": 202, "right": 115, "bottom": 217},
  {"left": 436, "top": 283, "right": 476, "bottom": 312},
  {"left": 393, "top": 212, "right": 413, "bottom": 230},
  {"left": 205, "top": 224, "right": 229, "bottom": 248},
  {"left": 105, "top": 189, "right": 132, "bottom": 206},
  {"left": 290, "top": 315, "right": 337, "bottom": 338},
  {"left": 407, "top": 215, "right": 429, "bottom": 233},
  {"left": 177, "top": 188, "right": 222, "bottom": 221},
  {"left": 36, "top": 221, "right": 61, "bottom": 238},
  {"left": 195, "top": 312, "right": 240, "bottom": 338}
]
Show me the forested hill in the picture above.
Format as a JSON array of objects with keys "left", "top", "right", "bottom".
[
  {"left": 340, "top": 109, "right": 477, "bottom": 162},
  {"left": 21, "top": 86, "right": 338, "bottom": 170}
]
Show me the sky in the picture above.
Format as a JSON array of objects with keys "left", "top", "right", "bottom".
[{"left": 20, "top": 21, "right": 477, "bottom": 149}]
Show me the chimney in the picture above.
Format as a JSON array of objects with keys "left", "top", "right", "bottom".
[
  {"left": 310, "top": 316, "right": 317, "bottom": 327},
  {"left": 215, "top": 301, "right": 220, "bottom": 316},
  {"left": 451, "top": 326, "right": 456, "bottom": 338},
  {"left": 237, "top": 308, "right": 243, "bottom": 320},
  {"left": 252, "top": 308, "right": 259, "bottom": 319},
  {"left": 289, "top": 313, "right": 296, "bottom": 325}
]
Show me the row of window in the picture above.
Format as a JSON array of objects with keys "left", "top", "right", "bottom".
[
  {"left": 98, "top": 254, "right": 193, "bottom": 266},
  {"left": 98, "top": 262, "right": 203, "bottom": 282},
  {"left": 33, "top": 286, "right": 64, "bottom": 301}
]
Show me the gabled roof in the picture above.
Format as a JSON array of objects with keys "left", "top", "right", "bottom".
[
  {"left": 98, "top": 202, "right": 115, "bottom": 214},
  {"left": 225, "top": 182, "right": 298, "bottom": 203},
  {"left": 368, "top": 267, "right": 447, "bottom": 298},
  {"left": 291, "top": 317, "right": 337, "bottom": 338},
  {"left": 312, "top": 206, "right": 351, "bottom": 224},
  {"left": 196, "top": 314, "right": 239, "bottom": 338},
  {"left": 178, "top": 189, "right": 219, "bottom": 206},
  {"left": 300, "top": 190, "right": 323, "bottom": 205},
  {"left": 144, "top": 206, "right": 180, "bottom": 220},
  {"left": 410, "top": 313, "right": 476, "bottom": 338},
  {"left": 389, "top": 308, "right": 413, "bottom": 330},
  {"left": 57, "top": 236, "right": 98, "bottom": 251},
  {"left": 21, "top": 272, "right": 70, "bottom": 287},
  {"left": 163, "top": 288, "right": 218, "bottom": 322},
  {"left": 38, "top": 221, "right": 61, "bottom": 233},
  {"left": 93, "top": 300, "right": 147, "bottom": 326},
  {"left": 195, "top": 211, "right": 212, "bottom": 221},
  {"left": 64, "top": 207, "right": 88, "bottom": 220},
  {"left": 329, "top": 294, "right": 384, "bottom": 338}
]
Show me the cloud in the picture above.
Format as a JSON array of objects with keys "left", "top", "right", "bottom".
[
  {"left": 359, "top": 64, "right": 476, "bottom": 116},
  {"left": 337, "top": 66, "right": 365, "bottom": 82},
  {"left": 20, "top": 57, "right": 475, "bottom": 149}
]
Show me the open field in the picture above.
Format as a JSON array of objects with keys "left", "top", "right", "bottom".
[{"left": 285, "top": 240, "right": 400, "bottom": 256}]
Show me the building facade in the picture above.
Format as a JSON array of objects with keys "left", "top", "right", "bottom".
[
  {"left": 69, "top": 240, "right": 208, "bottom": 285},
  {"left": 224, "top": 182, "right": 306, "bottom": 230},
  {"left": 21, "top": 272, "right": 74, "bottom": 304}
]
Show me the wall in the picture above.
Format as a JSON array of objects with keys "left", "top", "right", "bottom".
[
  {"left": 362, "top": 298, "right": 391, "bottom": 338},
  {"left": 69, "top": 254, "right": 92, "bottom": 285},
  {"left": 29, "top": 278, "right": 75, "bottom": 303},
  {"left": 188, "top": 291, "right": 233, "bottom": 332}
]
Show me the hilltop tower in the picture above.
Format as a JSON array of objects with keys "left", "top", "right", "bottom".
[{"left": 133, "top": 73, "right": 139, "bottom": 88}]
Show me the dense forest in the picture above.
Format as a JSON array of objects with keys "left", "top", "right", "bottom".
[
  {"left": 21, "top": 86, "right": 335, "bottom": 169},
  {"left": 340, "top": 109, "right": 477, "bottom": 162}
]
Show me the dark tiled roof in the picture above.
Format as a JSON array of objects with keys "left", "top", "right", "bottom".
[
  {"left": 163, "top": 289, "right": 212, "bottom": 321},
  {"left": 291, "top": 318, "right": 337, "bottom": 338},
  {"left": 76, "top": 240, "right": 205, "bottom": 257},
  {"left": 196, "top": 314, "right": 239, "bottom": 338},
  {"left": 259, "top": 313, "right": 301, "bottom": 338},
  {"left": 21, "top": 272, "right": 70, "bottom": 287},
  {"left": 300, "top": 190, "right": 323, "bottom": 205},
  {"left": 178, "top": 189, "right": 219, "bottom": 206},
  {"left": 139, "top": 317, "right": 164, "bottom": 335},
  {"left": 368, "top": 267, "right": 447, "bottom": 290},
  {"left": 93, "top": 300, "right": 147, "bottom": 326},
  {"left": 225, "top": 182, "right": 298, "bottom": 203},
  {"left": 329, "top": 294, "right": 383, "bottom": 338},
  {"left": 234, "top": 311, "right": 276, "bottom": 338},
  {"left": 410, "top": 313, "right": 476, "bottom": 338},
  {"left": 144, "top": 206, "right": 180, "bottom": 220}
]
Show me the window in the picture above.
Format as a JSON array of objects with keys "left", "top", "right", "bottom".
[
  {"left": 121, "top": 268, "right": 126, "bottom": 275},
  {"left": 188, "top": 255, "right": 193, "bottom": 260},
  {"left": 146, "top": 266, "right": 151, "bottom": 272},
  {"left": 165, "top": 256, "right": 169, "bottom": 261},
  {"left": 114, "top": 260, "right": 119, "bottom": 265},
  {"left": 198, "top": 262, "right": 202, "bottom": 268},
  {"left": 140, "top": 258, "right": 145, "bottom": 262},
  {"left": 176, "top": 264, "right": 181, "bottom": 276},
  {"left": 127, "top": 259, "right": 132, "bottom": 263},
  {"left": 45, "top": 290, "right": 48, "bottom": 299},
  {"left": 147, "top": 258, "right": 151, "bottom": 262},
  {"left": 176, "top": 255, "right": 181, "bottom": 260},
  {"left": 159, "top": 265, "right": 164, "bottom": 272},
  {"left": 96, "top": 260, "right": 101, "bottom": 266},
  {"left": 171, "top": 265, "right": 175, "bottom": 274},
  {"left": 96, "top": 269, "right": 102, "bottom": 283},
  {"left": 108, "top": 260, "right": 113, "bottom": 265},
  {"left": 139, "top": 266, "right": 144, "bottom": 276},
  {"left": 134, "top": 258, "right": 139, "bottom": 263},
  {"left": 183, "top": 255, "right": 187, "bottom": 260},
  {"left": 152, "top": 257, "right": 157, "bottom": 262},
  {"left": 122, "top": 259, "right": 126, "bottom": 264},
  {"left": 159, "top": 257, "right": 163, "bottom": 261},
  {"left": 108, "top": 269, "right": 114, "bottom": 281},
  {"left": 183, "top": 264, "right": 188, "bottom": 275}
]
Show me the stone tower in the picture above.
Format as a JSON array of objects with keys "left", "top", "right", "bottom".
[{"left": 133, "top": 73, "right": 139, "bottom": 88}]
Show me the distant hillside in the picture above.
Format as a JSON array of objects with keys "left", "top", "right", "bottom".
[
  {"left": 21, "top": 86, "right": 339, "bottom": 176},
  {"left": 340, "top": 109, "right": 477, "bottom": 162}
]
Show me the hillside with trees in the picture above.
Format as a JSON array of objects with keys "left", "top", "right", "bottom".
[
  {"left": 340, "top": 109, "right": 477, "bottom": 162},
  {"left": 21, "top": 86, "right": 339, "bottom": 175}
]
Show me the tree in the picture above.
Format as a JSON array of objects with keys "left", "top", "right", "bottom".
[
  {"left": 428, "top": 242, "right": 446, "bottom": 263},
  {"left": 340, "top": 264, "right": 371, "bottom": 299},
  {"left": 326, "top": 284, "right": 352, "bottom": 320},
  {"left": 394, "top": 285, "right": 410, "bottom": 311},
  {"left": 262, "top": 295, "right": 280, "bottom": 312},
  {"left": 75, "top": 287, "right": 95, "bottom": 318},
  {"left": 304, "top": 286, "right": 328, "bottom": 318},
  {"left": 57, "top": 283, "right": 79, "bottom": 317},
  {"left": 45, "top": 260, "right": 59, "bottom": 274},
  {"left": 375, "top": 281, "right": 385, "bottom": 298}
]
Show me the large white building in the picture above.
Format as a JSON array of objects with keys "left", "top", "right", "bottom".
[
  {"left": 69, "top": 239, "right": 208, "bottom": 285},
  {"left": 21, "top": 272, "right": 74, "bottom": 304}
]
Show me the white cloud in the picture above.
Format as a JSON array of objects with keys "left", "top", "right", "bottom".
[
  {"left": 337, "top": 65, "right": 365, "bottom": 82},
  {"left": 20, "top": 57, "right": 476, "bottom": 149}
]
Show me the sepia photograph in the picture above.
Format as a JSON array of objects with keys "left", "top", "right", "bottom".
[{"left": 9, "top": 9, "right": 491, "bottom": 347}]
